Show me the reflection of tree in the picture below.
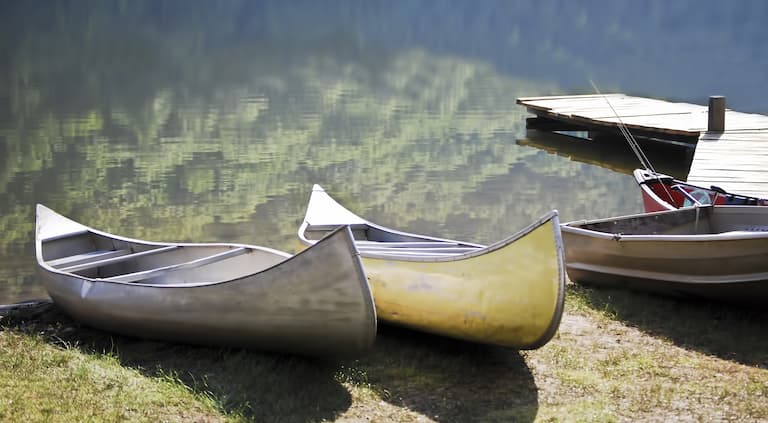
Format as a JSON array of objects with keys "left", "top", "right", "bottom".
[
  {"left": 0, "top": 1, "right": 670, "bottom": 299},
  {"left": 0, "top": 5, "right": 563, "bottom": 264}
]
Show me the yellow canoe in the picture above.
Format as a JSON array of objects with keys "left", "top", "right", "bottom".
[{"left": 298, "top": 185, "right": 566, "bottom": 349}]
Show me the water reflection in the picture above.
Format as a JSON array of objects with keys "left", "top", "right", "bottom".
[
  {"left": 518, "top": 130, "right": 694, "bottom": 179},
  {"left": 0, "top": 1, "right": 765, "bottom": 303}
]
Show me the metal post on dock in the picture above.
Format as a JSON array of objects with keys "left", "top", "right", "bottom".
[{"left": 708, "top": 95, "right": 726, "bottom": 132}]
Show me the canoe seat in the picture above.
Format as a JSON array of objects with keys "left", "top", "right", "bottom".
[
  {"left": 356, "top": 241, "right": 462, "bottom": 248},
  {"left": 47, "top": 249, "right": 131, "bottom": 269},
  {"left": 56, "top": 245, "right": 180, "bottom": 273},
  {"left": 358, "top": 246, "right": 479, "bottom": 255},
  {"left": 311, "top": 223, "right": 368, "bottom": 231},
  {"left": 102, "top": 247, "right": 249, "bottom": 283},
  {"left": 40, "top": 228, "right": 90, "bottom": 243},
  {"left": 361, "top": 250, "right": 470, "bottom": 257}
]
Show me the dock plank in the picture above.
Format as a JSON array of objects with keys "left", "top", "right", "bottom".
[{"left": 688, "top": 130, "right": 768, "bottom": 197}]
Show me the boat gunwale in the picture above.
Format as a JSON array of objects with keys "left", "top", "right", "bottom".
[
  {"left": 36, "top": 204, "right": 361, "bottom": 290},
  {"left": 524, "top": 210, "right": 566, "bottom": 350},
  {"left": 561, "top": 205, "right": 768, "bottom": 242}
]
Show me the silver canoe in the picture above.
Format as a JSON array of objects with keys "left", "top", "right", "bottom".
[
  {"left": 35, "top": 204, "right": 376, "bottom": 356},
  {"left": 297, "top": 185, "right": 566, "bottom": 350},
  {"left": 561, "top": 205, "right": 768, "bottom": 305}
]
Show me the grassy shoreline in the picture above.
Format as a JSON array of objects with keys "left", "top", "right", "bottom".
[{"left": 1, "top": 284, "right": 766, "bottom": 422}]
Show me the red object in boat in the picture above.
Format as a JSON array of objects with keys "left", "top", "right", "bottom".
[{"left": 633, "top": 169, "right": 768, "bottom": 212}]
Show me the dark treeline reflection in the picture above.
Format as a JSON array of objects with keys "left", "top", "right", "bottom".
[
  {"left": 3, "top": 0, "right": 767, "bottom": 109},
  {"left": 0, "top": 1, "right": 763, "bottom": 301}
]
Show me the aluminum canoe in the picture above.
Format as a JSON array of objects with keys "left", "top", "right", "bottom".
[
  {"left": 35, "top": 204, "right": 376, "bottom": 356},
  {"left": 297, "top": 185, "right": 566, "bottom": 350},
  {"left": 561, "top": 205, "right": 768, "bottom": 305}
]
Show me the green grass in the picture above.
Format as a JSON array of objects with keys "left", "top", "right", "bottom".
[
  {"left": 1, "top": 284, "right": 766, "bottom": 422},
  {"left": 0, "top": 331, "right": 220, "bottom": 422}
]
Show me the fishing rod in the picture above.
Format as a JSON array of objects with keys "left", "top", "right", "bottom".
[
  {"left": 589, "top": 80, "right": 657, "bottom": 174},
  {"left": 588, "top": 80, "right": 700, "bottom": 206}
]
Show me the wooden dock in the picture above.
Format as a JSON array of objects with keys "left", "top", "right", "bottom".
[
  {"left": 517, "top": 94, "right": 768, "bottom": 198},
  {"left": 687, "top": 130, "right": 768, "bottom": 198}
]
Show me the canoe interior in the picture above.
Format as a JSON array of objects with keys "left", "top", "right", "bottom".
[
  {"left": 303, "top": 223, "right": 482, "bottom": 257},
  {"left": 299, "top": 184, "right": 483, "bottom": 258},
  {"left": 569, "top": 206, "right": 768, "bottom": 236},
  {"left": 42, "top": 230, "right": 286, "bottom": 285},
  {"left": 303, "top": 223, "right": 432, "bottom": 242}
]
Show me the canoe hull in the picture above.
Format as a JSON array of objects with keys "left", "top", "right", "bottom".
[
  {"left": 360, "top": 216, "right": 565, "bottom": 349},
  {"left": 36, "top": 205, "right": 376, "bottom": 357}
]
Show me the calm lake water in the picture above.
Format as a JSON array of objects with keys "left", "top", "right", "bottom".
[{"left": 1, "top": 1, "right": 766, "bottom": 303}]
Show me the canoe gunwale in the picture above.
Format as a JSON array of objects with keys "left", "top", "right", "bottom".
[
  {"left": 36, "top": 204, "right": 359, "bottom": 289},
  {"left": 523, "top": 211, "right": 567, "bottom": 350},
  {"left": 366, "top": 210, "right": 559, "bottom": 262},
  {"left": 300, "top": 212, "right": 560, "bottom": 262}
]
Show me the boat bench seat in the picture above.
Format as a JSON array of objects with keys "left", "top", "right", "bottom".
[
  {"left": 55, "top": 245, "right": 180, "bottom": 273},
  {"left": 102, "top": 247, "right": 249, "bottom": 283},
  {"left": 360, "top": 249, "right": 471, "bottom": 257},
  {"left": 47, "top": 249, "right": 131, "bottom": 269},
  {"left": 356, "top": 241, "right": 462, "bottom": 248},
  {"left": 40, "top": 228, "right": 90, "bottom": 243},
  {"left": 311, "top": 223, "right": 368, "bottom": 231},
  {"left": 358, "top": 246, "right": 478, "bottom": 255}
]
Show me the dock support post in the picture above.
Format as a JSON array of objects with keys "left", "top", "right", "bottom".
[{"left": 708, "top": 95, "right": 725, "bottom": 132}]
